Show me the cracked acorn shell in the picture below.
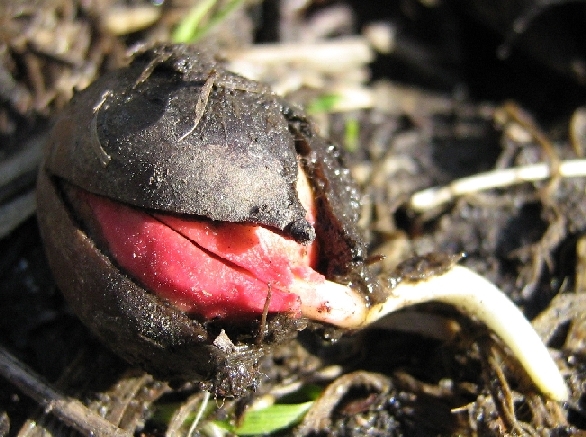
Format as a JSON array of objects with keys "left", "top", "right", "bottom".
[{"left": 37, "top": 45, "right": 377, "bottom": 397}]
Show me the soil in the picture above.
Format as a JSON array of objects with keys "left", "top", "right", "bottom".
[{"left": 2, "top": 0, "right": 586, "bottom": 436}]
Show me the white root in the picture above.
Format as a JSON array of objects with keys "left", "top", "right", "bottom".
[
  {"left": 305, "top": 265, "right": 568, "bottom": 401},
  {"left": 409, "top": 159, "right": 586, "bottom": 212},
  {"left": 366, "top": 265, "right": 569, "bottom": 401}
]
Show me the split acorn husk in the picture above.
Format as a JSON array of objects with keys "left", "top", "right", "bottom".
[{"left": 37, "top": 45, "right": 380, "bottom": 397}]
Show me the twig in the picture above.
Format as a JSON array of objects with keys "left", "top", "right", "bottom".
[
  {"left": 186, "top": 391, "right": 210, "bottom": 437},
  {"left": 178, "top": 70, "right": 217, "bottom": 142},
  {"left": 104, "top": 6, "right": 161, "bottom": 35},
  {"left": 478, "top": 338, "right": 517, "bottom": 431},
  {"left": 0, "top": 136, "right": 43, "bottom": 191},
  {"left": 165, "top": 392, "right": 205, "bottom": 437},
  {"left": 223, "top": 37, "right": 373, "bottom": 71},
  {"left": 500, "top": 102, "right": 560, "bottom": 171},
  {"left": 297, "top": 371, "right": 389, "bottom": 434},
  {"left": 0, "top": 190, "right": 36, "bottom": 239},
  {"left": 0, "top": 345, "right": 131, "bottom": 437},
  {"left": 409, "top": 159, "right": 586, "bottom": 212}
]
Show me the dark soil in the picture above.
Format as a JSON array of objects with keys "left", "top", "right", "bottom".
[{"left": 2, "top": 0, "right": 586, "bottom": 436}]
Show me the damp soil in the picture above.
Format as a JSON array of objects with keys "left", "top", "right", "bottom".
[{"left": 2, "top": 1, "right": 586, "bottom": 436}]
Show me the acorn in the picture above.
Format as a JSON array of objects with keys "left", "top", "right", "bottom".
[
  {"left": 38, "top": 45, "right": 569, "bottom": 402},
  {"left": 36, "top": 45, "right": 378, "bottom": 397}
]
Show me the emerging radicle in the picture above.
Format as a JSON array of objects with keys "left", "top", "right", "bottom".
[{"left": 37, "top": 45, "right": 567, "bottom": 401}]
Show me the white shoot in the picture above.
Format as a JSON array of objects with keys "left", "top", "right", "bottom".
[
  {"left": 303, "top": 265, "right": 569, "bottom": 401},
  {"left": 366, "top": 265, "right": 569, "bottom": 401}
]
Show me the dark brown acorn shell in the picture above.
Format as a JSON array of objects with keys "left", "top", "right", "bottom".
[
  {"left": 44, "top": 45, "right": 314, "bottom": 242},
  {"left": 37, "top": 168, "right": 275, "bottom": 397},
  {"left": 37, "top": 45, "right": 379, "bottom": 396}
]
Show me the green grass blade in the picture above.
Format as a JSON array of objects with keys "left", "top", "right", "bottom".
[
  {"left": 214, "top": 401, "right": 314, "bottom": 436},
  {"left": 307, "top": 93, "right": 342, "bottom": 115},
  {"left": 172, "top": 0, "right": 245, "bottom": 43}
]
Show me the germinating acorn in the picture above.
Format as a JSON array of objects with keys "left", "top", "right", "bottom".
[
  {"left": 38, "top": 45, "right": 569, "bottom": 402},
  {"left": 36, "top": 45, "right": 380, "bottom": 397}
]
